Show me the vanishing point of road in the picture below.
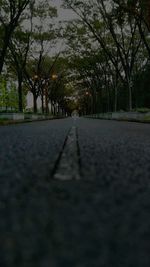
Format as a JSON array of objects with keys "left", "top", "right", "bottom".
[{"left": 0, "top": 118, "right": 150, "bottom": 267}]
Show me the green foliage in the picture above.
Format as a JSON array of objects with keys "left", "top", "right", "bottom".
[
  {"left": 135, "top": 108, "right": 150, "bottom": 113},
  {"left": 0, "top": 77, "right": 26, "bottom": 110},
  {"left": 0, "top": 77, "right": 8, "bottom": 108}
]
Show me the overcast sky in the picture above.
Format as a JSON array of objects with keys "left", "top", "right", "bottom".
[
  {"left": 22, "top": 0, "right": 76, "bottom": 55},
  {"left": 47, "top": 0, "right": 77, "bottom": 55},
  {"left": 52, "top": 0, "right": 76, "bottom": 21}
]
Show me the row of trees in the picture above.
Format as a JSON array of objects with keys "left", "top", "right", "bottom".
[
  {"left": 1, "top": 0, "right": 150, "bottom": 115},
  {"left": 63, "top": 0, "right": 150, "bottom": 113},
  {"left": 0, "top": 0, "right": 75, "bottom": 115}
]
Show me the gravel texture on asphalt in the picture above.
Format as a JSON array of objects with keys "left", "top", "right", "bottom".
[{"left": 0, "top": 117, "right": 150, "bottom": 267}]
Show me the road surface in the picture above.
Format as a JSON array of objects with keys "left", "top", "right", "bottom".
[{"left": 0, "top": 117, "right": 150, "bottom": 267}]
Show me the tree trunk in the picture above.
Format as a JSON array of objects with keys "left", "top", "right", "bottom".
[
  {"left": 90, "top": 94, "right": 93, "bottom": 114},
  {"left": 41, "top": 89, "right": 44, "bottom": 114},
  {"left": 0, "top": 35, "right": 10, "bottom": 74},
  {"left": 33, "top": 94, "right": 37, "bottom": 113},
  {"left": 97, "top": 90, "right": 102, "bottom": 113},
  {"left": 53, "top": 103, "right": 56, "bottom": 116},
  {"left": 107, "top": 86, "right": 110, "bottom": 112},
  {"left": 127, "top": 79, "right": 132, "bottom": 111},
  {"left": 18, "top": 74, "right": 23, "bottom": 112},
  {"left": 45, "top": 88, "right": 49, "bottom": 114},
  {"left": 0, "top": 53, "right": 7, "bottom": 75},
  {"left": 114, "top": 86, "right": 117, "bottom": 112},
  {"left": 50, "top": 101, "right": 52, "bottom": 115},
  {"left": 0, "top": 24, "right": 16, "bottom": 74},
  {"left": 91, "top": 92, "right": 95, "bottom": 114},
  {"left": 57, "top": 104, "right": 60, "bottom": 115}
]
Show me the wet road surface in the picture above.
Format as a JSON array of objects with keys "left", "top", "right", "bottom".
[{"left": 0, "top": 117, "right": 150, "bottom": 267}]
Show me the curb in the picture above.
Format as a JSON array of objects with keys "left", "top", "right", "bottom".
[
  {"left": 85, "top": 116, "right": 150, "bottom": 124},
  {"left": 0, "top": 116, "right": 66, "bottom": 126}
]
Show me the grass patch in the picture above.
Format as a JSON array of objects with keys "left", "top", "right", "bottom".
[
  {"left": 0, "top": 118, "right": 12, "bottom": 125},
  {"left": 0, "top": 118, "right": 9, "bottom": 121},
  {"left": 142, "top": 115, "right": 150, "bottom": 121},
  {"left": 133, "top": 108, "right": 150, "bottom": 113}
]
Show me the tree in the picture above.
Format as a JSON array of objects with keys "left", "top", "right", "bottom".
[
  {"left": 6, "top": 0, "right": 35, "bottom": 112},
  {"left": 23, "top": 0, "right": 58, "bottom": 113},
  {"left": 113, "top": 0, "right": 150, "bottom": 59},
  {"left": 63, "top": 0, "right": 143, "bottom": 110},
  {"left": 0, "top": 0, "right": 30, "bottom": 74}
]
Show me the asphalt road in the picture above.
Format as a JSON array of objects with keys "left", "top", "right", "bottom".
[{"left": 0, "top": 118, "right": 150, "bottom": 267}]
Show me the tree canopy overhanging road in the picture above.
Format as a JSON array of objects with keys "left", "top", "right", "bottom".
[
  {"left": 0, "top": 0, "right": 150, "bottom": 266},
  {"left": 0, "top": 118, "right": 150, "bottom": 266},
  {"left": 0, "top": 0, "right": 150, "bottom": 114}
]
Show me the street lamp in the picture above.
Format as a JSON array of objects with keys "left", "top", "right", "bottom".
[
  {"left": 33, "top": 74, "right": 38, "bottom": 80},
  {"left": 52, "top": 73, "right": 58, "bottom": 80}
]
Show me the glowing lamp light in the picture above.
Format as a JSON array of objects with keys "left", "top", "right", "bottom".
[
  {"left": 34, "top": 75, "right": 38, "bottom": 79},
  {"left": 52, "top": 74, "right": 58, "bottom": 80}
]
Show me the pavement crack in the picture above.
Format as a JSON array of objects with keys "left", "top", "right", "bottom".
[{"left": 51, "top": 126, "right": 81, "bottom": 180}]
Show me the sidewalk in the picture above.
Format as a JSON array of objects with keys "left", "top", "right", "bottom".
[
  {"left": 86, "top": 111, "right": 150, "bottom": 123},
  {"left": 0, "top": 115, "right": 65, "bottom": 126}
]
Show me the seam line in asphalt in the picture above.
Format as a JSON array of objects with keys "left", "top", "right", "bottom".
[{"left": 51, "top": 126, "right": 81, "bottom": 180}]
